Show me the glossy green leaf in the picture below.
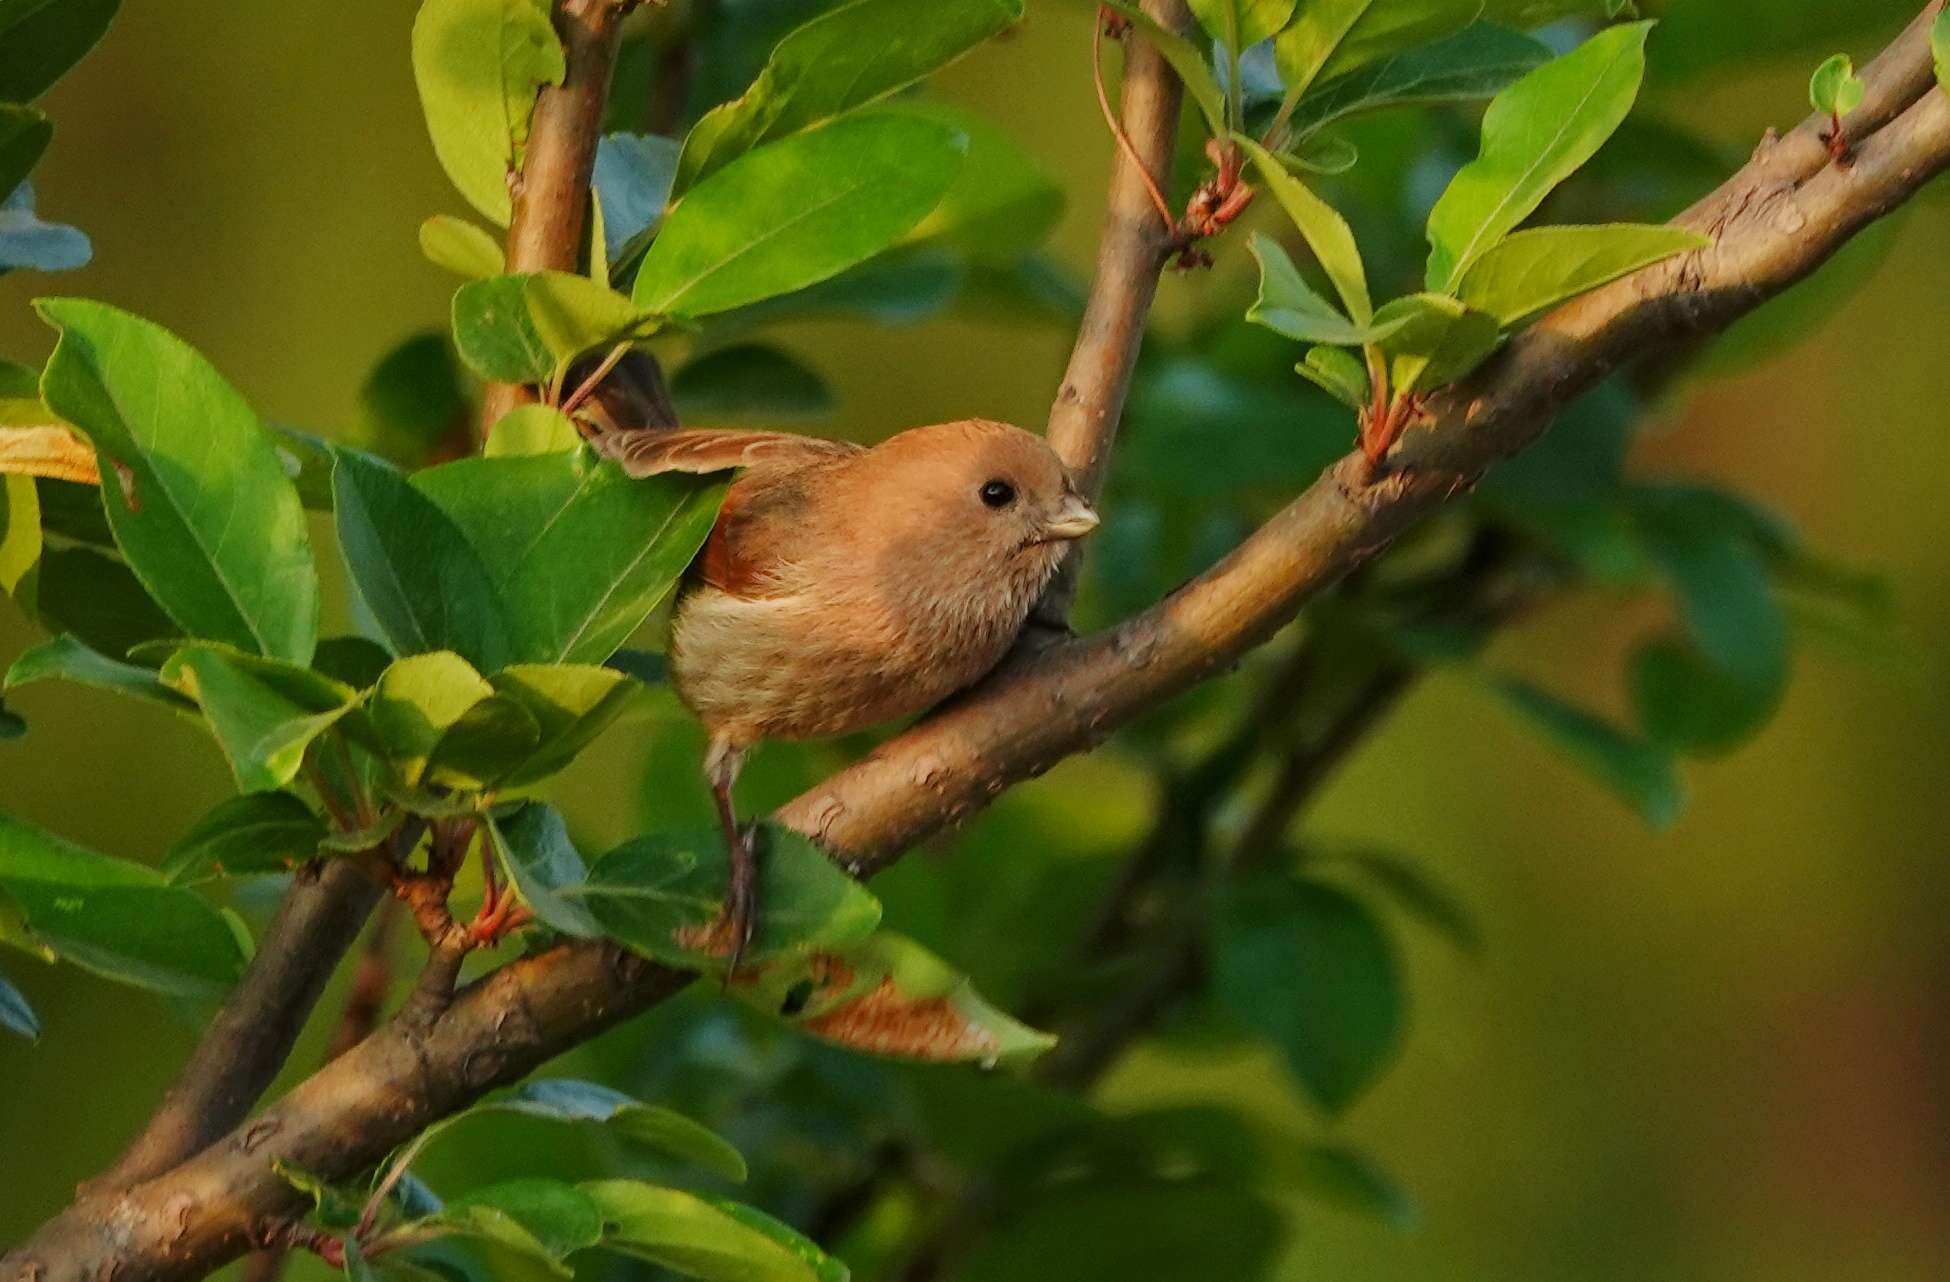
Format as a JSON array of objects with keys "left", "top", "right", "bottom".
[
  {"left": 670, "top": 345, "right": 834, "bottom": 422},
  {"left": 451, "top": 273, "right": 553, "bottom": 385},
  {"left": 1425, "top": 21, "right": 1653, "bottom": 291},
  {"left": 522, "top": 270, "right": 654, "bottom": 368},
  {"left": 580, "top": 1180, "right": 842, "bottom": 1282},
  {"left": 1295, "top": 345, "right": 1369, "bottom": 409},
  {"left": 161, "top": 791, "right": 326, "bottom": 884},
  {"left": 1373, "top": 292, "right": 1502, "bottom": 394},
  {"left": 411, "top": 0, "right": 565, "bottom": 224},
  {"left": 1189, "top": 0, "right": 1297, "bottom": 51},
  {"left": 1236, "top": 135, "right": 1372, "bottom": 323},
  {"left": 639, "top": 114, "right": 967, "bottom": 319},
  {"left": 742, "top": 930, "right": 1056, "bottom": 1065},
  {"left": 0, "top": 473, "right": 39, "bottom": 592},
  {"left": 332, "top": 448, "right": 513, "bottom": 671},
  {"left": 0, "top": 810, "right": 248, "bottom": 996},
  {"left": 1288, "top": 1144, "right": 1418, "bottom": 1227},
  {"left": 0, "top": 968, "right": 36, "bottom": 1040},
  {"left": 1104, "top": 2, "right": 1229, "bottom": 136},
  {"left": 1214, "top": 874, "right": 1402, "bottom": 1113},
  {"left": 354, "top": 333, "right": 470, "bottom": 468},
  {"left": 0, "top": 180, "right": 88, "bottom": 272},
  {"left": 578, "top": 823, "right": 881, "bottom": 970},
  {"left": 675, "top": 0, "right": 1020, "bottom": 192},
  {"left": 413, "top": 451, "right": 723, "bottom": 665},
  {"left": 418, "top": 214, "right": 504, "bottom": 279},
  {"left": 1274, "top": 0, "right": 1373, "bottom": 113},
  {"left": 488, "top": 804, "right": 602, "bottom": 938},
  {"left": 0, "top": 0, "right": 120, "bottom": 102},
  {"left": 1246, "top": 233, "right": 1399, "bottom": 345},
  {"left": 1456, "top": 223, "right": 1709, "bottom": 326},
  {"left": 489, "top": 662, "right": 654, "bottom": 786},
  {"left": 484, "top": 404, "right": 580, "bottom": 457},
  {"left": 1491, "top": 678, "right": 1685, "bottom": 829},
  {"left": 160, "top": 645, "right": 358, "bottom": 793},
  {"left": 409, "top": 1179, "right": 604, "bottom": 1273},
  {"left": 1285, "top": 23, "right": 1550, "bottom": 138},
  {"left": 5, "top": 633, "right": 197, "bottom": 716},
  {"left": 365, "top": 651, "right": 497, "bottom": 789},
  {"left": 37, "top": 299, "right": 319, "bottom": 663},
  {"left": 897, "top": 101, "right": 1064, "bottom": 264},
  {"left": 594, "top": 131, "right": 680, "bottom": 269},
  {"left": 1808, "top": 53, "right": 1865, "bottom": 117},
  {"left": 0, "top": 104, "right": 52, "bottom": 205}
]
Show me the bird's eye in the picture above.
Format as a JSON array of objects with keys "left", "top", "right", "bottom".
[{"left": 980, "top": 479, "right": 1017, "bottom": 508}]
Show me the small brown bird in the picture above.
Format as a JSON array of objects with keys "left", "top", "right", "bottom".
[{"left": 594, "top": 417, "right": 1100, "bottom": 968}]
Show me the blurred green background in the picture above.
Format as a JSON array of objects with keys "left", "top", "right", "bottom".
[{"left": 4, "top": 1, "right": 1949, "bottom": 1279}]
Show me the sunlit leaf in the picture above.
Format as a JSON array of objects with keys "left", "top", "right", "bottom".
[
  {"left": 1236, "top": 135, "right": 1372, "bottom": 323},
  {"left": 1456, "top": 223, "right": 1709, "bottom": 326},
  {"left": 160, "top": 644, "right": 358, "bottom": 793},
  {"left": 37, "top": 299, "right": 319, "bottom": 663},
  {"left": 580, "top": 1180, "right": 843, "bottom": 1282},
  {"left": 1372, "top": 292, "right": 1501, "bottom": 394},
  {"left": 451, "top": 273, "right": 553, "bottom": 385},
  {"left": 484, "top": 404, "right": 580, "bottom": 457},
  {"left": 522, "top": 270, "right": 655, "bottom": 368},
  {"left": 419, "top": 214, "right": 504, "bottom": 280},
  {"left": 1104, "top": 2, "right": 1229, "bottom": 136},
  {"left": 1245, "top": 233, "right": 1399, "bottom": 345},
  {"left": 1808, "top": 52, "right": 1865, "bottom": 117},
  {"left": 411, "top": 0, "right": 565, "bottom": 224},
  {"left": 0, "top": 472, "right": 39, "bottom": 592},
  {"left": 404, "top": 1179, "right": 604, "bottom": 1274}
]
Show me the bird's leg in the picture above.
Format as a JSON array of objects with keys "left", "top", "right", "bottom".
[{"left": 704, "top": 735, "right": 756, "bottom": 977}]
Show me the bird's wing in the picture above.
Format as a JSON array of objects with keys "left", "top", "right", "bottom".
[{"left": 594, "top": 427, "right": 863, "bottom": 477}]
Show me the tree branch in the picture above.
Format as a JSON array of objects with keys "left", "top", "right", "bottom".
[
  {"left": 480, "top": 0, "right": 632, "bottom": 431},
  {"left": 11, "top": 9, "right": 1950, "bottom": 1280}
]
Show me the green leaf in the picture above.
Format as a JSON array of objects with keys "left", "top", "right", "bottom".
[
  {"left": 638, "top": 114, "right": 967, "bottom": 319},
  {"left": 742, "top": 930, "right": 1056, "bottom": 1065},
  {"left": 331, "top": 448, "right": 513, "bottom": 671},
  {"left": 580, "top": 1180, "right": 843, "bottom": 1282},
  {"left": 1295, "top": 345, "right": 1369, "bottom": 409},
  {"left": 0, "top": 810, "right": 248, "bottom": 997},
  {"left": 1285, "top": 23, "right": 1550, "bottom": 138},
  {"left": 1935, "top": 10, "right": 1950, "bottom": 97},
  {"left": 0, "top": 104, "right": 52, "bottom": 205},
  {"left": 160, "top": 645, "right": 358, "bottom": 793},
  {"left": 1628, "top": 484, "right": 1789, "bottom": 694},
  {"left": 1188, "top": 0, "right": 1297, "bottom": 51},
  {"left": 1628, "top": 634, "right": 1779, "bottom": 758},
  {"left": 522, "top": 270, "right": 655, "bottom": 368},
  {"left": 354, "top": 333, "right": 470, "bottom": 468},
  {"left": 1213, "top": 873, "right": 1402, "bottom": 1114},
  {"left": 365, "top": 651, "right": 497, "bottom": 789},
  {"left": 1245, "top": 233, "right": 1398, "bottom": 345},
  {"left": 409, "top": 1179, "right": 604, "bottom": 1273},
  {"left": 1372, "top": 292, "right": 1502, "bottom": 394},
  {"left": 895, "top": 101, "right": 1064, "bottom": 264},
  {"left": 275, "top": 1160, "right": 365, "bottom": 1231},
  {"left": 1491, "top": 678, "right": 1685, "bottom": 829},
  {"left": 4, "top": 633, "right": 197, "bottom": 716},
  {"left": 0, "top": 180, "right": 89, "bottom": 272},
  {"left": 0, "top": 473, "right": 41, "bottom": 593},
  {"left": 1104, "top": 2, "right": 1229, "bottom": 137},
  {"left": 1274, "top": 0, "right": 1374, "bottom": 114},
  {"left": 451, "top": 273, "right": 553, "bottom": 385},
  {"left": 37, "top": 299, "right": 320, "bottom": 663},
  {"left": 419, "top": 214, "right": 504, "bottom": 279},
  {"left": 161, "top": 791, "right": 326, "bottom": 884},
  {"left": 411, "top": 0, "right": 565, "bottom": 225},
  {"left": 1425, "top": 21, "right": 1653, "bottom": 291},
  {"left": 1808, "top": 53, "right": 1865, "bottom": 117},
  {"left": 0, "top": 0, "right": 120, "bottom": 102},
  {"left": 1337, "top": 849, "right": 1480, "bottom": 953},
  {"left": 417, "top": 693, "right": 540, "bottom": 793},
  {"left": 578, "top": 823, "right": 881, "bottom": 970},
  {"left": 0, "top": 967, "right": 36, "bottom": 1040},
  {"left": 488, "top": 662, "right": 655, "bottom": 786},
  {"left": 488, "top": 804, "right": 602, "bottom": 938},
  {"left": 594, "top": 132, "right": 680, "bottom": 269},
  {"left": 675, "top": 0, "right": 1020, "bottom": 192},
  {"left": 21, "top": 542, "right": 183, "bottom": 659},
  {"left": 670, "top": 345, "right": 834, "bottom": 422},
  {"left": 1287, "top": 1144, "right": 1418, "bottom": 1227},
  {"left": 412, "top": 451, "right": 723, "bottom": 665},
  {"left": 484, "top": 404, "right": 580, "bottom": 457},
  {"left": 1236, "top": 135, "right": 1372, "bottom": 324},
  {"left": 1455, "top": 223, "right": 1708, "bottom": 326},
  {"left": 312, "top": 636, "right": 394, "bottom": 690}
]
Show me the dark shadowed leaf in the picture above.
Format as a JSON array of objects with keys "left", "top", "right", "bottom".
[
  {"left": 1491, "top": 678, "right": 1685, "bottom": 829},
  {"left": 579, "top": 823, "right": 881, "bottom": 970},
  {"left": 37, "top": 299, "right": 319, "bottom": 662},
  {"left": 0, "top": 0, "right": 121, "bottom": 101},
  {"left": 411, "top": 0, "right": 564, "bottom": 224},
  {"left": 355, "top": 333, "right": 471, "bottom": 468},
  {"left": 1288, "top": 1144, "right": 1419, "bottom": 1226},
  {"left": 1628, "top": 634, "right": 1780, "bottom": 758},
  {"left": 0, "top": 810, "right": 248, "bottom": 996},
  {"left": 488, "top": 804, "right": 601, "bottom": 937},
  {"left": 675, "top": 0, "right": 1020, "bottom": 191},
  {"left": 332, "top": 449, "right": 512, "bottom": 671},
  {"left": 637, "top": 114, "right": 967, "bottom": 319},
  {"left": 0, "top": 104, "right": 52, "bottom": 205},
  {"left": 670, "top": 345, "right": 834, "bottom": 422},
  {"left": 1286, "top": 23, "right": 1550, "bottom": 138},
  {"left": 162, "top": 791, "right": 326, "bottom": 884},
  {"left": 1337, "top": 849, "right": 1480, "bottom": 953},
  {"left": 1214, "top": 873, "right": 1402, "bottom": 1113},
  {"left": 955, "top": 1178, "right": 1281, "bottom": 1282},
  {"left": 23, "top": 543, "right": 183, "bottom": 658}
]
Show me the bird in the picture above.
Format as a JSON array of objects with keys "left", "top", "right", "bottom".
[{"left": 591, "top": 415, "right": 1100, "bottom": 972}]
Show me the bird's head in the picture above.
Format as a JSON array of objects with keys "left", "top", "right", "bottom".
[{"left": 869, "top": 417, "right": 1097, "bottom": 563}]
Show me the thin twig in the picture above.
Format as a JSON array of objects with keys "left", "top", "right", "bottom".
[{"left": 1092, "top": 15, "right": 1175, "bottom": 231}]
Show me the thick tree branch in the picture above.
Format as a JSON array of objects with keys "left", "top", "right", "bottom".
[
  {"left": 480, "top": 0, "right": 632, "bottom": 430},
  {"left": 89, "top": 859, "right": 382, "bottom": 1193},
  {"left": 11, "top": 10, "right": 1950, "bottom": 1280}
]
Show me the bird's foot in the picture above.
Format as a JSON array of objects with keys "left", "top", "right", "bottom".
[{"left": 718, "top": 821, "right": 761, "bottom": 983}]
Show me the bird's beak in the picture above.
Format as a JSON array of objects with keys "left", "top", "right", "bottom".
[{"left": 1042, "top": 493, "right": 1100, "bottom": 541}]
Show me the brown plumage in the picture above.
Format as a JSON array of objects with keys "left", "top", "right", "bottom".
[{"left": 595, "top": 417, "right": 1099, "bottom": 967}]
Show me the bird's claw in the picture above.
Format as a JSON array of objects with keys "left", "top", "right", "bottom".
[{"left": 719, "top": 822, "right": 760, "bottom": 984}]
